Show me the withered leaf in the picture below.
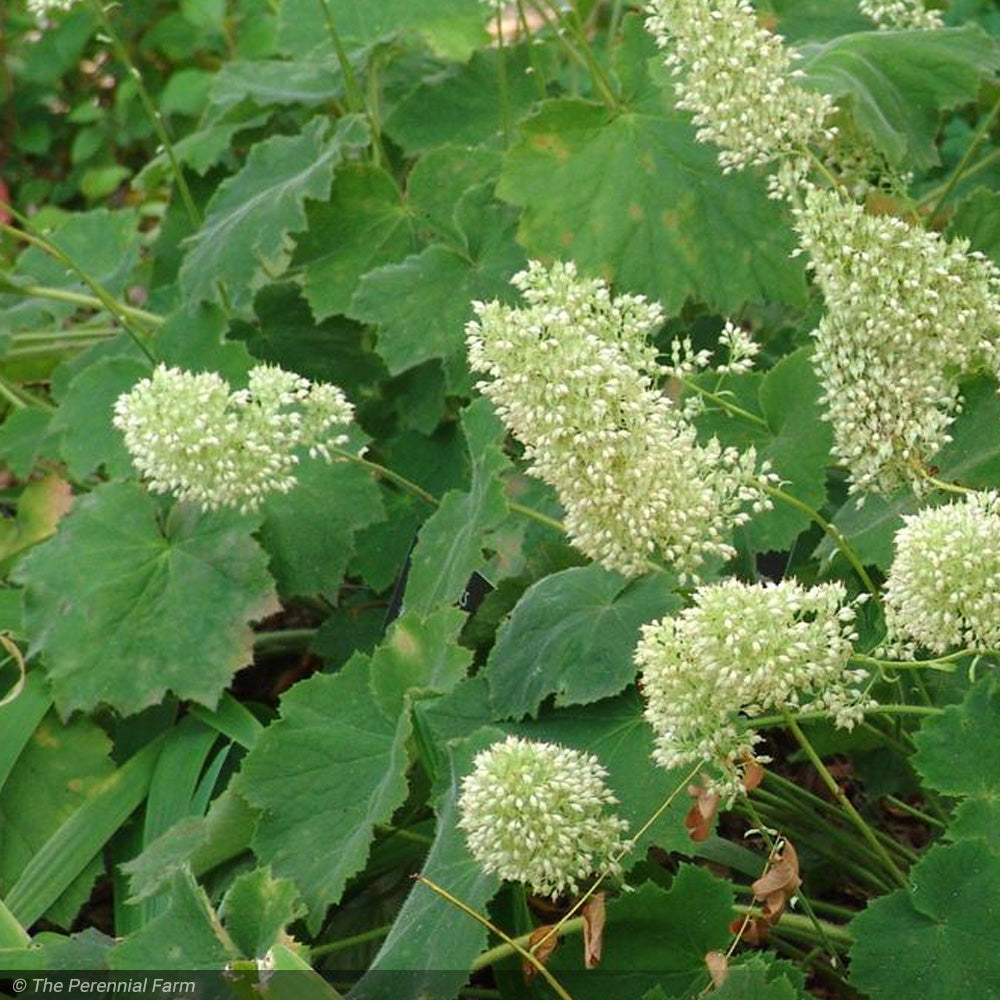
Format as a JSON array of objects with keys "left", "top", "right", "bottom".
[
  {"left": 729, "top": 914, "right": 771, "bottom": 945},
  {"left": 742, "top": 759, "right": 765, "bottom": 792},
  {"left": 523, "top": 924, "right": 559, "bottom": 983},
  {"left": 752, "top": 841, "right": 802, "bottom": 924},
  {"left": 684, "top": 781, "right": 721, "bottom": 842},
  {"left": 705, "top": 949, "right": 729, "bottom": 988},
  {"left": 582, "top": 893, "right": 606, "bottom": 969}
]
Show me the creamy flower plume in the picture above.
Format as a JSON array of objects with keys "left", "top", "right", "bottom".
[
  {"left": 858, "top": 0, "right": 943, "bottom": 29},
  {"left": 467, "top": 260, "right": 770, "bottom": 579},
  {"left": 645, "top": 0, "right": 835, "bottom": 173},
  {"left": 26, "top": 0, "right": 77, "bottom": 16},
  {"left": 884, "top": 491, "right": 1000, "bottom": 655},
  {"left": 636, "top": 579, "right": 870, "bottom": 797},
  {"left": 458, "top": 736, "right": 629, "bottom": 899},
  {"left": 114, "top": 364, "right": 354, "bottom": 512},
  {"left": 794, "top": 186, "right": 1000, "bottom": 497}
]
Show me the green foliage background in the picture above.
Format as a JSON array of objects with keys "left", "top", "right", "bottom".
[{"left": 1, "top": 0, "right": 999, "bottom": 997}]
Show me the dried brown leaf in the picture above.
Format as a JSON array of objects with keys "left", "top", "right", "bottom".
[
  {"left": 742, "top": 759, "right": 765, "bottom": 792},
  {"left": 523, "top": 924, "right": 559, "bottom": 983},
  {"left": 752, "top": 841, "right": 802, "bottom": 924},
  {"left": 705, "top": 950, "right": 729, "bottom": 988},
  {"left": 684, "top": 781, "right": 721, "bottom": 842},
  {"left": 582, "top": 893, "right": 606, "bottom": 969}
]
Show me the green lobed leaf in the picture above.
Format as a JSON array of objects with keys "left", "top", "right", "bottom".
[
  {"left": 849, "top": 840, "right": 1000, "bottom": 999},
  {"left": 259, "top": 444, "right": 387, "bottom": 599},
  {"left": 707, "top": 956, "right": 810, "bottom": 999},
  {"left": 0, "top": 712, "right": 114, "bottom": 928},
  {"left": 237, "top": 654, "right": 413, "bottom": 931},
  {"left": 350, "top": 729, "right": 504, "bottom": 1000},
  {"left": 276, "top": 0, "right": 486, "bottom": 61},
  {"left": 207, "top": 59, "right": 343, "bottom": 113},
  {"left": 0, "top": 408, "right": 56, "bottom": 479},
  {"left": 497, "top": 18, "right": 806, "bottom": 317},
  {"left": 14, "top": 482, "right": 280, "bottom": 717},
  {"left": 294, "top": 162, "right": 418, "bottom": 322},
  {"left": 403, "top": 397, "right": 510, "bottom": 616},
  {"left": 546, "top": 867, "right": 733, "bottom": 999},
  {"left": 50, "top": 355, "right": 151, "bottom": 480},
  {"left": 122, "top": 789, "right": 256, "bottom": 904},
  {"left": 349, "top": 183, "right": 526, "bottom": 385},
  {"left": 801, "top": 25, "right": 1000, "bottom": 169},
  {"left": 912, "top": 675, "right": 1000, "bottom": 846},
  {"left": 108, "top": 869, "right": 237, "bottom": 970},
  {"left": 384, "top": 45, "right": 542, "bottom": 155},
  {"left": 220, "top": 867, "right": 305, "bottom": 960},
  {"left": 179, "top": 115, "right": 370, "bottom": 317},
  {"left": 951, "top": 186, "right": 1000, "bottom": 264},
  {"left": 745, "top": 347, "right": 833, "bottom": 552},
  {"left": 0, "top": 928, "right": 113, "bottom": 973},
  {"left": 484, "top": 565, "right": 681, "bottom": 720}
]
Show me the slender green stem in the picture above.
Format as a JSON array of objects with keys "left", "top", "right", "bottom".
[
  {"left": 739, "top": 796, "right": 845, "bottom": 966},
  {"left": 0, "top": 374, "right": 55, "bottom": 412},
  {"left": 924, "top": 474, "right": 974, "bottom": 495},
  {"left": 87, "top": 0, "right": 201, "bottom": 229},
  {"left": 495, "top": 6, "right": 511, "bottom": 147},
  {"left": 731, "top": 883, "right": 857, "bottom": 922},
  {"left": 416, "top": 875, "right": 577, "bottom": 1000},
  {"left": 918, "top": 146, "right": 1000, "bottom": 211},
  {"left": 851, "top": 649, "right": 972, "bottom": 674},
  {"left": 314, "top": 0, "right": 387, "bottom": 167},
  {"left": 0, "top": 216, "right": 156, "bottom": 361},
  {"left": 11, "top": 324, "right": 119, "bottom": 341},
  {"left": 471, "top": 916, "right": 584, "bottom": 972},
  {"left": 883, "top": 794, "right": 947, "bottom": 831},
  {"left": 860, "top": 719, "right": 913, "bottom": 758},
  {"left": 526, "top": 0, "right": 616, "bottom": 106},
  {"left": 759, "top": 773, "right": 918, "bottom": 865},
  {"left": 928, "top": 91, "right": 1000, "bottom": 223},
  {"left": 549, "top": 0, "right": 618, "bottom": 107},
  {"left": 516, "top": 0, "right": 550, "bottom": 98},
  {"left": 329, "top": 445, "right": 439, "bottom": 506},
  {"left": 508, "top": 500, "right": 565, "bottom": 533},
  {"left": 375, "top": 823, "right": 434, "bottom": 846},
  {"left": 763, "top": 484, "right": 878, "bottom": 597},
  {"left": 5, "top": 338, "right": 112, "bottom": 358},
  {"left": 731, "top": 905, "right": 852, "bottom": 949},
  {"left": 785, "top": 716, "right": 909, "bottom": 888},
  {"left": 252, "top": 628, "right": 318, "bottom": 654},
  {"left": 19, "top": 284, "right": 164, "bottom": 327},
  {"left": 752, "top": 704, "right": 940, "bottom": 729},
  {"left": 680, "top": 375, "right": 770, "bottom": 429},
  {"left": 311, "top": 923, "right": 394, "bottom": 958}
]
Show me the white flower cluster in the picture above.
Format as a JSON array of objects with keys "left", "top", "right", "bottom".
[
  {"left": 884, "top": 491, "right": 1000, "bottom": 655},
  {"left": 467, "top": 261, "right": 770, "bottom": 579},
  {"left": 645, "top": 0, "right": 835, "bottom": 173},
  {"left": 794, "top": 186, "right": 1000, "bottom": 496},
  {"left": 858, "top": 0, "right": 943, "bottom": 29},
  {"left": 457, "top": 735, "right": 629, "bottom": 900},
  {"left": 114, "top": 364, "right": 354, "bottom": 512},
  {"left": 26, "top": 0, "right": 77, "bottom": 16},
  {"left": 636, "top": 579, "right": 870, "bottom": 797}
]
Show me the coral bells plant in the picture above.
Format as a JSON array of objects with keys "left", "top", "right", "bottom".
[{"left": 4, "top": 0, "right": 1000, "bottom": 996}]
